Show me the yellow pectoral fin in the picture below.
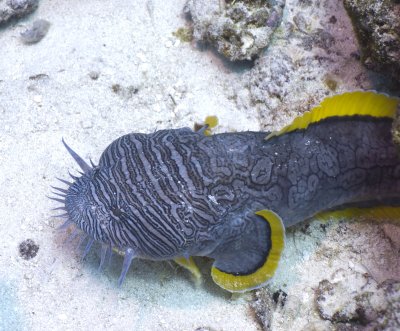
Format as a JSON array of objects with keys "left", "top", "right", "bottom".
[
  {"left": 194, "top": 116, "right": 219, "bottom": 136},
  {"left": 174, "top": 256, "right": 202, "bottom": 283},
  {"left": 204, "top": 116, "right": 219, "bottom": 136},
  {"left": 211, "top": 209, "right": 285, "bottom": 292},
  {"left": 205, "top": 116, "right": 219, "bottom": 128},
  {"left": 266, "top": 91, "right": 399, "bottom": 140}
]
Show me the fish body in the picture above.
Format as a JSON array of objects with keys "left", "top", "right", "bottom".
[{"left": 54, "top": 91, "right": 400, "bottom": 292}]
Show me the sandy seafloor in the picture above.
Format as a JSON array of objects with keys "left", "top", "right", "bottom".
[{"left": 0, "top": 0, "right": 399, "bottom": 330}]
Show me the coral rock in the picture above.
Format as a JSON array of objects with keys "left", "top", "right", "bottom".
[
  {"left": 185, "top": 0, "right": 285, "bottom": 61},
  {"left": 0, "top": 0, "right": 39, "bottom": 26},
  {"left": 343, "top": 0, "right": 400, "bottom": 87}
]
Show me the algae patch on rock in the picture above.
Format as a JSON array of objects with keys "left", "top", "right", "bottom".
[{"left": 173, "top": 27, "right": 194, "bottom": 43}]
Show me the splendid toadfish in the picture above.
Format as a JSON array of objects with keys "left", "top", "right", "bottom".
[{"left": 51, "top": 91, "right": 400, "bottom": 292}]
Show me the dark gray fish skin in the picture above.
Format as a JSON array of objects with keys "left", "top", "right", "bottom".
[{"left": 64, "top": 118, "right": 400, "bottom": 261}]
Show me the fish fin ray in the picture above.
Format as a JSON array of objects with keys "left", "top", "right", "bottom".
[{"left": 174, "top": 256, "right": 202, "bottom": 284}]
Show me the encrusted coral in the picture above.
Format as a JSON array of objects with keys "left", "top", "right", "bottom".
[
  {"left": 316, "top": 276, "right": 400, "bottom": 329},
  {"left": 343, "top": 0, "right": 400, "bottom": 87},
  {"left": 184, "top": 0, "right": 285, "bottom": 61},
  {"left": 0, "top": 0, "right": 38, "bottom": 26}
]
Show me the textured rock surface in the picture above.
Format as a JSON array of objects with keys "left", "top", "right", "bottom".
[
  {"left": 238, "top": 0, "right": 372, "bottom": 131},
  {"left": 343, "top": 0, "right": 400, "bottom": 88},
  {"left": 316, "top": 276, "right": 399, "bottom": 329},
  {"left": 184, "top": 0, "right": 285, "bottom": 61},
  {"left": 250, "top": 219, "right": 400, "bottom": 330},
  {"left": 0, "top": 0, "right": 38, "bottom": 25}
]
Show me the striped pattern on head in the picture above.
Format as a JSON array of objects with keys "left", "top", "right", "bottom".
[{"left": 51, "top": 128, "right": 231, "bottom": 285}]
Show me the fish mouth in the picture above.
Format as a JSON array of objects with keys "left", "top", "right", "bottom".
[
  {"left": 48, "top": 174, "right": 97, "bottom": 264},
  {"left": 48, "top": 139, "right": 138, "bottom": 286},
  {"left": 49, "top": 170, "right": 90, "bottom": 228}
]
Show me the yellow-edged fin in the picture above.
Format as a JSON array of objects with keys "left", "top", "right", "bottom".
[
  {"left": 315, "top": 206, "right": 400, "bottom": 223},
  {"left": 266, "top": 91, "right": 399, "bottom": 140},
  {"left": 205, "top": 116, "right": 218, "bottom": 128},
  {"left": 204, "top": 116, "right": 218, "bottom": 136},
  {"left": 211, "top": 209, "right": 285, "bottom": 292},
  {"left": 174, "top": 256, "right": 202, "bottom": 283}
]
